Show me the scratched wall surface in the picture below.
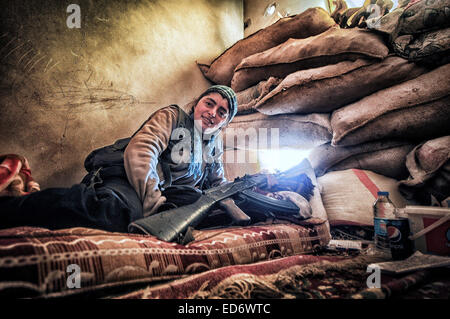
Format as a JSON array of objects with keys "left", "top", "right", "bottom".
[{"left": 0, "top": 0, "right": 243, "bottom": 188}]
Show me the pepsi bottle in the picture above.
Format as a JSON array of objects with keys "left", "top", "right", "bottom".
[{"left": 373, "top": 191, "right": 396, "bottom": 256}]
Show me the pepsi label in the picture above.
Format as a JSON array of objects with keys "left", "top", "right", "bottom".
[{"left": 387, "top": 218, "right": 414, "bottom": 260}]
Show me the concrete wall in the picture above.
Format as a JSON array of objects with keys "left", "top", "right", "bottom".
[
  {"left": 0, "top": 0, "right": 243, "bottom": 188},
  {"left": 244, "top": 0, "right": 329, "bottom": 37}
]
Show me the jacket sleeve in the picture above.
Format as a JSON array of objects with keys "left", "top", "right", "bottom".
[
  {"left": 124, "top": 106, "right": 178, "bottom": 217},
  {"left": 206, "top": 136, "right": 228, "bottom": 187}
]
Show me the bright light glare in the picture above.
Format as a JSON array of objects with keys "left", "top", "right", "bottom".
[
  {"left": 265, "top": 3, "right": 276, "bottom": 16},
  {"left": 258, "top": 148, "right": 312, "bottom": 173}
]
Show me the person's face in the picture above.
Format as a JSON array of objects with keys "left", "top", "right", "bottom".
[{"left": 193, "top": 92, "right": 229, "bottom": 134}]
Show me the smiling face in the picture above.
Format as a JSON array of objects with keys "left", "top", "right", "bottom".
[{"left": 193, "top": 92, "right": 230, "bottom": 134}]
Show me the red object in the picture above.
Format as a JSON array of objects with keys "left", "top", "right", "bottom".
[
  {"left": 0, "top": 154, "right": 40, "bottom": 196},
  {"left": 423, "top": 217, "right": 450, "bottom": 256}
]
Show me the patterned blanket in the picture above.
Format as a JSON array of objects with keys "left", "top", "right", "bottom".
[
  {"left": 114, "top": 253, "right": 450, "bottom": 299},
  {"left": 0, "top": 219, "right": 330, "bottom": 298}
]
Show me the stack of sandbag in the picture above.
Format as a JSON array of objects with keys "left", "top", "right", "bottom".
[
  {"left": 369, "top": 0, "right": 450, "bottom": 67},
  {"left": 198, "top": 7, "right": 336, "bottom": 88},
  {"left": 313, "top": 62, "right": 449, "bottom": 208},
  {"left": 253, "top": 55, "right": 428, "bottom": 115},
  {"left": 220, "top": 12, "right": 400, "bottom": 153},
  {"left": 199, "top": 5, "right": 449, "bottom": 211},
  {"left": 230, "top": 26, "right": 390, "bottom": 92},
  {"left": 330, "top": 63, "right": 449, "bottom": 147}
]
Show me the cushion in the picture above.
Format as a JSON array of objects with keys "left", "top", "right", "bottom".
[
  {"left": 309, "top": 140, "right": 416, "bottom": 179},
  {"left": 330, "top": 63, "right": 450, "bottom": 146},
  {"left": 317, "top": 169, "right": 408, "bottom": 226},
  {"left": 222, "top": 112, "right": 332, "bottom": 150},
  {"left": 231, "top": 26, "right": 389, "bottom": 92},
  {"left": 198, "top": 7, "right": 336, "bottom": 86},
  {"left": 0, "top": 221, "right": 330, "bottom": 298},
  {"left": 254, "top": 56, "right": 428, "bottom": 115}
]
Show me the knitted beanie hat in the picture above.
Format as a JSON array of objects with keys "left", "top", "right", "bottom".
[{"left": 199, "top": 85, "right": 238, "bottom": 124}]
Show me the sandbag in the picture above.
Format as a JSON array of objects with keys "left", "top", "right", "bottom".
[
  {"left": 400, "top": 0, "right": 450, "bottom": 35},
  {"left": 370, "top": 0, "right": 450, "bottom": 39},
  {"left": 317, "top": 169, "right": 408, "bottom": 226},
  {"left": 330, "top": 63, "right": 450, "bottom": 146},
  {"left": 231, "top": 26, "right": 389, "bottom": 92},
  {"left": 392, "top": 27, "right": 450, "bottom": 67},
  {"left": 222, "top": 112, "right": 332, "bottom": 150},
  {"left": 198, "top": 7, "right": 336, "bottom": 86},
  {"left": 255, "top": 55, "right": 428, "bottom": 115},
  {"left": 309, "top": 140, "right": 416, "bottom": 179},
  {"left": 236, "top": 77, "right": 281, "bottom": 114},
  {"left": 398, "top": 135, "right": 450, "bottom": 205}
]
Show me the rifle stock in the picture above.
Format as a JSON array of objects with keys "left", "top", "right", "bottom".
[
  {"left": 128, "top": 176, "right": 263, "bottom": 242},
  {"left": 128, "top": 160, "right": 313, "bottom": 243},
  {"left": 128, "top": 195, "right": 216, "bottom": 242}
]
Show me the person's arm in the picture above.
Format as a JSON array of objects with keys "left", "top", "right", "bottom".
[
  {"left": 206, "top": 137, "right": 228, "bottom": 187},
  {"left": 124, "top": 106, "right": 178, "bottom": 216}
]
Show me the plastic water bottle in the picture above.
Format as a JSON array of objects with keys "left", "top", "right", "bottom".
[{"left": 373, "top": 191, "right": 396, "bottom": 256}]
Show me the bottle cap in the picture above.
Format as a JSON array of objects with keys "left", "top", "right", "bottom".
[{"left": 377, "top": 191, "right": 389, "bottom": 196}]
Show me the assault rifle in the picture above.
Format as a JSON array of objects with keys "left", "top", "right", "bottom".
[{"left": 128, "top": 159, "right": 314, "bottom": 243}]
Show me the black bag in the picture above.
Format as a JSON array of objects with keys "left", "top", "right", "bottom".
[{"left": 83, "top": 137, "right": 131, "bottom": 178}]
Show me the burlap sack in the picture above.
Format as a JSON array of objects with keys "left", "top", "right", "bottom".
[
  {"left": 231, "top": 26, "right": 389, "bottom": 92},
  {"left": 198, "top": 7, "right": 336, "bottom": 86},
  {"left": 330, "top": 63, "right": 450, "bottom": 147},
  {"left": 317, "top": 169, "right": 408, "bottom": 226},
  {"left": 222, "top": 112, "right": 332, "bottom": 150},
  {"left": 392, "top": 27, "right": 450, "bottom": 66},
  {"left": 369, "top": 0, "right": 450, "bottom": 41},
  {"left": 400, "top": 0, "right": 450, "bottom": 35},
  {"left": 255, "top": 55, "right": 428, "bottom": 115},
  {"left": 236, "top": 77, "right": 281, "bottom": 114},
  {"left": 309, "top": 140, "right": 416, "bottom": 179},
  {"left": 398, "top": 135, "right": 450, "bottom": 205}
]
